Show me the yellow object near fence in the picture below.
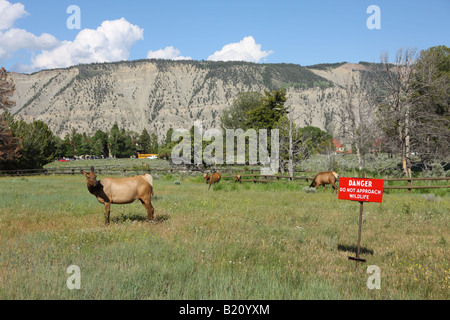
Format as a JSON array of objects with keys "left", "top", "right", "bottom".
[{"left": 138, "top": 154, "right": 158, "bottom": 159}]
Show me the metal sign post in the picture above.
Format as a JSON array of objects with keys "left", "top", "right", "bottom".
[
  {"left": 338, "top": 172, "right": 384, "bottom": 270},
  {"left": 348, "top": 200, "right": 367, "bottom": 270}
]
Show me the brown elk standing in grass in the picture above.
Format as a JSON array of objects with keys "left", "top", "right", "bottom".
[
  {"left": 309, "top": 171, "right": 339, "bottom": 193},
  {"left": 235, "top": 174, "right": 242, "bottom": 183},
  {"left": 81, "top": 167, "right": 154, "bottom": 225},
  {"left": 208, "top": 172, "right": 221, "bottom": 190}
]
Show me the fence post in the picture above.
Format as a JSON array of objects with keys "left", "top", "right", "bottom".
[{"left": 408, "top": 179, "right": 412, "bottom": 194}]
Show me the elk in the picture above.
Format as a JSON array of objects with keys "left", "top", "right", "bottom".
[
  {"left": 235, "top": 174, "right": 242, "bottom": 183},
  {"left": 81, "top": 167, "right": 154, "bottom": 225},
  {"left": 208, "top": 172, "right": 221, "bottom": 189},
  {"left": 309, "top": 171, "right": 339, "bottom": 193}
]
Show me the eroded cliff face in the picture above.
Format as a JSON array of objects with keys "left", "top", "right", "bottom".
[{"left": 9, "top": 59, "right": 367, "bottom": 140}]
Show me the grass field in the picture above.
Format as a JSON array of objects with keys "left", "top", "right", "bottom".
[{"left": 0, "top": 173, "right": 448, "bottom": 299}]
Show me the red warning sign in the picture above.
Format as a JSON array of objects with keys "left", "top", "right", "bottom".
[{"left": 338, "top": 177, "right": 384, "bottom": 203}]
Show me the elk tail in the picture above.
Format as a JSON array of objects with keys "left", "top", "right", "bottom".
[{"left": 143, "top": 174, "right": 154, "bottom": 196}]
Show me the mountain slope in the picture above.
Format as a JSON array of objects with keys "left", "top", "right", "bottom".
[{"left": 9, "top": 59, "right": 368, "bottom": 140}]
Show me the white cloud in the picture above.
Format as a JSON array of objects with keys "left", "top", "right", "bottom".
[
  {"left": 0, "top": 0, "right": 59, "bottom": 63},
  {"left": 147, "top": 46, "right": 191, "bottom": 60},
  {"left": 207, "top": 36, "right": 273, "bottom": 63},
  {"left": 0, "top": 28, "right": 59, "bottom": 61},
  {"left": 0, "top": 0, "right": 28, "bottom": 30},
  {"left": 30, "top": 18, "right": 144, "bottom": 71}
]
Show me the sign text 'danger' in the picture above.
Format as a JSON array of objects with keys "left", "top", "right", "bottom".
[{"left": 338, "top": 178, "right": 384, "bottom": 203}]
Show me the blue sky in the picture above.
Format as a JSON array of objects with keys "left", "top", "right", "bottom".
[{"left": 1, "top": 0, "right": 449, "bottom": 72}]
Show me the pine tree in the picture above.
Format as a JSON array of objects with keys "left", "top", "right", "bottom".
[
  {"left": 138, "top": 129, "right": 152, "bottom": 153},
  {"left": 91, "top": 130, "right": 108, "bottom": 157},
  {"left": 10, "top": 119, "right": 57, "bottom": 168},
  {"left": 150, "top": 132, "right": 159, "bottom": 153},
  {"left": 245, "top": 89, "right": 288, "bottom": 130},
  {"left": 0, "top": 68, "right": 21, "bottom": 165}
]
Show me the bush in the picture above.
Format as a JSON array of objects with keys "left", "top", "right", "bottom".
[
  {"left": 427, "top": 162, "right": 445, "bottom": 177},
  {"left": 303, "top": 187, "right": 317, "bottom": 193}
]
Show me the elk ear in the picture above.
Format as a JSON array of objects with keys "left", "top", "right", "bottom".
[
  {"left": 80, "top": 170, "right": 86, "bottom": 175},
  {"left": 90, "top": 166, "right": 95, "bottom": 173}
]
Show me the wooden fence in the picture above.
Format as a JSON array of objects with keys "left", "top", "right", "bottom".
[
  {"left": 0, "top": 166, "right": 273, "bottom": 177},
  {"left": 1, "top": 168, "right": 449, "bottom": 192},
  {"left": 0, "top": 167, "right": 198, "bottom": 176},
  {"left": 220, "top": 174, "right": 450, "bottom": 193}
]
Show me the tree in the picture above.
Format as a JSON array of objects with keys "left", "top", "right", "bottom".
[
  {"left": 339, "top": 74, "right": 379, "bottom": 171},
  {"left": 54, "top": 136, "right": 67, "bottom": 159},
  {"left": 91, "top": 130, "right": 109, "bottom": 157},
  {"left": 0, "top": 67, "right": 15, "bottom": 111},
  {"left": 68, "top": 128, "right": 79, "bottom": 156},
  {"left": 298, "top": 126, "right": 333, "bottom": 154},
  {"left": 123, "top": 129, "right": 138, "bottom": 157},
  {"left": 158, "top": 129, "right": 185, "bottom": 162},
  {"left": 72, "top": 131, "right": 83, "bottom": 156},
  {"left": 137, "top": 129, "right": 152, "bottom": 153},
  {"left": 277, "top": 112, "right": 308, "bottom": 177},
  {"left": 410, "top": 45, "right": 450, "bottom": 167},
  {"left": 245, "top": 89, "right": 288, "bottom": 131},
  {"left": 277, "top": 103, "right": 333, "bottom": 177},
  {"left": 377, "top": 48, "right": 418, "bottom": 177},
  {"left": 220, "top": 92, "right": 264, "bottom": 130},
  {"left": 0, "top": 67, "right": 21, "bottom": 166},
  {"left": 108, "top": 123, "right": 137, "bottom": 158},
  {"left": 150, "top": 132, "right": 159, "bottom": 154},
  {"left": 79, "top": 133, "right": 91, "bottom": 156},
  {"left": 62, "top": 133, "right": 74, "bottom": 158},
  {"left": 10, "top": 119, "right": 57, "bottom": 168},
  {"left": 108, "top": 123, "right": 122, "bottom": 158},
  {"left": 164, "top": 127, "right": 174, "bottom": 145}
]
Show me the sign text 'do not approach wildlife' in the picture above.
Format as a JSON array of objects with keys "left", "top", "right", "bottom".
[{"left": 338, "top": 177, "right": 384, "bottom": 203}]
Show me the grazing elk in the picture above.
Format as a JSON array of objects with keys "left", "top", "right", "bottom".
[
  {"left": 235, "top": 174, "right": 242, "bottom": 183},
  {"left": 309, "top": 171, "right": 339, "bottom": 193},
  {"left": 208, "top": 172, "right": 221, "bottom": 190},
  {"left": 81, "top": 167, "right": 154, "bottom": 225}
]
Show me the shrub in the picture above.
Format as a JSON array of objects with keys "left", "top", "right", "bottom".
[{"left": 303, "top": 187, "right": 317, "bottom": 193}]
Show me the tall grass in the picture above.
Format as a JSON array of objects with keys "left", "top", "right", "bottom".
[{"left": 0, "top": 175, "right": 448, "bottom": 299}]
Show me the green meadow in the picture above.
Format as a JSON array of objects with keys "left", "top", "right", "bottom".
[{"left": 0, "top": 173, "right": 448, "bottom": 299}]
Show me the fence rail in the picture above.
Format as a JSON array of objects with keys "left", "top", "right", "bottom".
[
  {"left": 0, "top": 166, "right": 273, "bottom": 175},
  {"left": 1, "top": 168, "right": 449, "bottom": 192},
  {"left": 221, "top": 174, "right": 450, "bottom": 192}
]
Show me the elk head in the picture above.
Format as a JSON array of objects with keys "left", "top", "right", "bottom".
[{"left": 80, "top": 166, "right": 98, "bottom": 187}]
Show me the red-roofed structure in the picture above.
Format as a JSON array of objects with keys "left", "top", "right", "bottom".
[{"left": 333, "top": 138, "right": 352, "bottom": 154}]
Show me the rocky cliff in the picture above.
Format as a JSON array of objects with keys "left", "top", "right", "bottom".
[{"left": 9, "top": 59, "right": 369, "bottom": 140}]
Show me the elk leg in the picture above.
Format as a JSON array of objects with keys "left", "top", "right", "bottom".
[
  {"left": 147, "top": 203, "right": 155, "bottom": 222},
  {"left": 140, "top": 198, "right": 154, "bottom": 222},
  {"left": 332, "top": 182, "right": 338, "bottom": 193},
  {"left": 104, "top": 203, "right": 111, "bottom": 225}
]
